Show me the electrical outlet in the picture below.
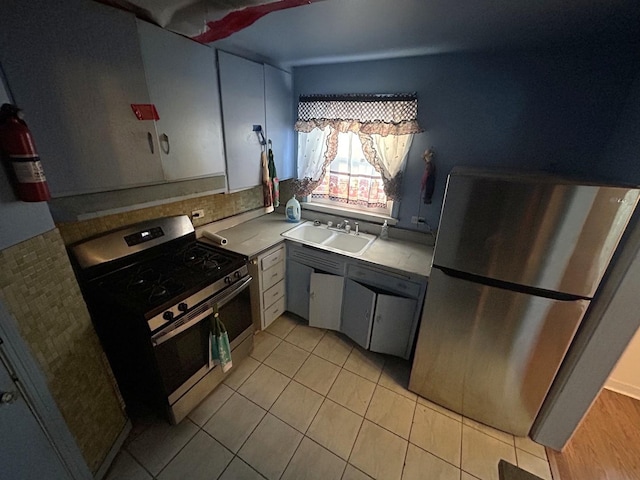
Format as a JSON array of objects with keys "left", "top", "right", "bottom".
[
  {"left": 192, "top": 209, "right": 205, "bottom": 219},
  {"left": 411, "top": 216, "right": 419, "bottom": 224}
]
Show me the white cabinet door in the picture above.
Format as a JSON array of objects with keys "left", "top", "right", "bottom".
[
  {"left": 264, "top": 64, "right": 294, "bottom": 181},
  {"left": 370, "top": 294, "right": 417, "bottom": 358},
  {"left": 218, "top": 51, "right": 266, "bottom": 191},
  {"left": 286, "top": 260, "right": 313, "bottom": 320},
  {"left": 341, "top": 279, "right": 376, "bottom": 349},
  {"left": 0, "top": 0, "right": 165, "bottom": 197},
  {"left": 309, "top": 273, "right": 344, "bottom": 331},
  {"left": 137, "top": 21, "right": 226, "bottom": 181}
]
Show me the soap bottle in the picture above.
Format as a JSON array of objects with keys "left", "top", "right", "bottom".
[
  {"left": 380, "top": 220, "right": 389, "bottom": 240},
  {"left": 285, "top": 196, "right": 301, "bottom": 223}
]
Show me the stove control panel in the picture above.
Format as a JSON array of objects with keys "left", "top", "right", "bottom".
[{"left": 124, "top": 227, "right": 164, "bottom": 247}]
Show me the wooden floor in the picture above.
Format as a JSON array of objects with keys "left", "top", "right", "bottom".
[{"left": 546, "top": 388, "right": 640, "bottom": 480}]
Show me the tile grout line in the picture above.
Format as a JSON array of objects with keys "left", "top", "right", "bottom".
[
  {"left": 151, "top": 418, "right": 201, "bottom": 479},
  {"left": 402, "top": 392, "right": 421, "bottom": 480}
]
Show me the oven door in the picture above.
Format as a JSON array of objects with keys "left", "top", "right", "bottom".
[{"left": 150, "top": 276, "right": 253, "bottom": 404}]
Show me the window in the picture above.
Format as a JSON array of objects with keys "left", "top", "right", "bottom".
[
  {"left": 294, "top": 94, "right": 422, "bottom": 219},
  {"left": 311, "top": 131, "right": 390, "bottom": 216}
]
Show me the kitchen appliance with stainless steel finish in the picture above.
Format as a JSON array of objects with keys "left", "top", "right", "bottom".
[
  {"left": 70, "top": 215, "right": 254, "bottom": 424},
  {"left": 409, "top": 167, "right": 640, "bottom": 436}
]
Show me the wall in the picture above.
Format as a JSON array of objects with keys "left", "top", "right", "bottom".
[
  {"left": 293, "top": 44, "right": 640, "bottom": 232},
  {"left": 1, "top": 75, "right": 130, "bottom": 472},
  {"left": 0, "top": 73, "right": 54, "bottom": 250},
  {"left": 0, "top": 229, "right": 127, "bottom": 472},
  {"left": 607, "top": 327, "right": 640, "bottom": 400}
]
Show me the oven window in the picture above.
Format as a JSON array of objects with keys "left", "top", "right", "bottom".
[
  {"left": 154, "top": 318, "right": 210, "bottom": 396},
  {"left": 219, "top": 282, "right": 253, "bottom": 343}
]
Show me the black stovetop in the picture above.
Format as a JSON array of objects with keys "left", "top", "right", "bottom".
[{"left": 92, "top": 241, "right": 245, "bottom": 313}]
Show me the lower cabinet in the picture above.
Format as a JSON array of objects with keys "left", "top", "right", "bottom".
[
  {"left": 309, "top": 273, "right": 344, "bottom": 331},
  {"left": 285, "top": 242, "right": 426, "bottom": 359},
  {"left": 249, "top": 243, "right": 286, "bottom": 330},
  {"left": 342, "top": 279, "right": 417, "bottom": 358}
]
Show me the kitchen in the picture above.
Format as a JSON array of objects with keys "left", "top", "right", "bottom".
[{"left": 1, "top": 0, "right": 640, "bottom": 479}]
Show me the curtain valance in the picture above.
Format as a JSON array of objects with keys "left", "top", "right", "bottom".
[{"left": 295, "top": 93, "right": 423, "bottom": 135}]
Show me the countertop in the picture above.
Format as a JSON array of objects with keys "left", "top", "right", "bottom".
[{"left": 198, "top": 213, "right": 433, "bottom": 278}]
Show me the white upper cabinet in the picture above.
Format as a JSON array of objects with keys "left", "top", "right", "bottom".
[
  {"left": 0, "top": 0, "right": 165, "bottom": 197},
  {"left": 264, "top": 64, "right": 294, "bottom": 181},
  {"left": 137, "top": 21, "right": 226, "bottom": 181},
  {"left": 218, "top": 51, "right": 266, "bottom": 192}
]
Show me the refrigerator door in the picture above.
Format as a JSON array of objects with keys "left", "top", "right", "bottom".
[
  {"left": 434, "top": 170, "right": 639, "bottom": 297},
  {"left": 409, "top": 268, "right": 588, "bottom": 436}
]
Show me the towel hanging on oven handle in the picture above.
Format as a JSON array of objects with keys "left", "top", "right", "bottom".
[{"left": 210, "top": 304, "right": 233, "bottom": 372}]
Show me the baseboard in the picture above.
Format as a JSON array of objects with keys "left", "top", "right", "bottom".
[
  {"left": 605, "top": 379, "right": 640, "bottom": 401},
  {"left": 94, "top": 420, "right": 132, "bottom": 480}
]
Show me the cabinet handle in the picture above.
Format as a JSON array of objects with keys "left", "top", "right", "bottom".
[
  {"left": 272, "top": 272, "right": 279, "bottom": 278},
  {"left": 147, "top": 132, "right": 154, "bottom": 154},
  {"left": 160, "top": 133, "right": 170, "bottom": 154}
]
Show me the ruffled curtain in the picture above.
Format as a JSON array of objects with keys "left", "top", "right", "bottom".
[
  {"left": 312, "top": 132, "right": 388, "bottom": 208},
  {"left": 294, "top": 94, "right": 423, "bottom": 199}
]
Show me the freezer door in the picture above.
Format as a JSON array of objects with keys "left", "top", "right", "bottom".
[
  {"left": 434, "top": 171, "right": 639, "bottom": 297},
  {"left": 409, "top": 268, "right": 588, "bottom": 436}
]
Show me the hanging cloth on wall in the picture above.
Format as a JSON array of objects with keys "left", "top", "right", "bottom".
[
  {"left": 210, "top": 305, "right": 232, "bottom": 373},
  {"left": 262, "top": 150, "right": 274, "bottom": 213},
  {"left": 268, "top": 141, "right": 280, "bottom": 208},
  {"left": 421, "top": 148, "right": 436, "bottom": 204}
]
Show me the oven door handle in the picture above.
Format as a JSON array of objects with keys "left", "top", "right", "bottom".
[
  {"left": 151, "top": 307, "right": 214, "bottom": 347},
  {"left": 216, "top": 275, "right": 252, "bottom": 309}
]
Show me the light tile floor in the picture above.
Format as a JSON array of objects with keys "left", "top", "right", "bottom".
[{"left": 106, "top": 313, "right": 552, "bottom": 480}]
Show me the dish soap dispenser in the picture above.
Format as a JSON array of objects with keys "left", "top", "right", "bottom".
[
  {"left": 380, "top": 220, "right": 389, "bottom": 240},
  {"left": 285, "top": 196, "right": 301, "bottom": 223}
]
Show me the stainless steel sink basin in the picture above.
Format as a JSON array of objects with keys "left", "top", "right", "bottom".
[{"left": 282, "top": 221, "right": 376, "bottom": 256}]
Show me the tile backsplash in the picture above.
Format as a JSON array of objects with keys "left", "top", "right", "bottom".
[
  {"left": 57, "top": 185, "right": 264, "bottom": 245},
  {"left": 0, "top": 228, "right": 127, "bottom": 472}
]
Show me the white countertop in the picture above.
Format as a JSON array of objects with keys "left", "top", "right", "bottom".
[{"left": 198, "top": 213, "right": 434, "bottom": 278}]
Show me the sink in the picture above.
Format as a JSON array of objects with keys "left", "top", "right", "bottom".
[
  {"left": 324, "top": 232, "right": 375, "bottom": 254},
  {"left": 282, "top": 223, "right": 334, "bottom": 243},
  {"left": 282, "top": 221, "right": 376, "bottom": 256}
]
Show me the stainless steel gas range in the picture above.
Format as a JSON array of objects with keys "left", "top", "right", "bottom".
[{"left": 69, "top": 215, "right": 254, "bottom": 424}]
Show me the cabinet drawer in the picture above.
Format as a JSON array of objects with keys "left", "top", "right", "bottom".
[
  {"left": 347, "top": 265, "right": 421, "bottom": 298},
  {"left": 263, "top": 279, "right": 285, "bottom": 309},
  {"left": 261, "top": 245, "right": 285, "bottom": 270},
  {"left": 263, "top": 296, "right": 285, "bottom": 328},
  {"left": 262, "top": 261, "right": 285, "bottom": 290}
]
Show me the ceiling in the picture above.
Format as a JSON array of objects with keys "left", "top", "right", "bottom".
[{"left": 113, "top": 0, "right": 640, "bottom": 69}]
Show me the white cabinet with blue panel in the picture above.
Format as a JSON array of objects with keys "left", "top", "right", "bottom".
[
  {"left": 264, "top": 64, "right": 295, "bottom": 181},
  {"left": 0, "top": 0, "right": 165, "bottom": 197},
  {"left": 137, "top": 20, "right": 226, "bottom": 182},
  {"left": 217, "top": 51, "right": 267, "bottom": 192}
]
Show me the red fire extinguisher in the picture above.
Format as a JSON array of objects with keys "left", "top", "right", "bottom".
[{"left": 0, "top": 103, "right": 51, "bottom": 202}]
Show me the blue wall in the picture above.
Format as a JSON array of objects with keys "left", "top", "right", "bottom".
[
  {"left": 0, "top": 74, "right": 54, "bottom": 249},
  {"left": 293, "top": 45, "right": 640, "bottom": 231}
]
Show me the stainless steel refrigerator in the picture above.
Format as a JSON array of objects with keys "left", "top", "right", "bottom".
[{"left": 409, "top": 167, "right": 640, "bottom": 436}]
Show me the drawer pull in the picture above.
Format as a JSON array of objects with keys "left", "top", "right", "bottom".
[{"left": 272, "top": 272, "right": 279, "bottom": 278}]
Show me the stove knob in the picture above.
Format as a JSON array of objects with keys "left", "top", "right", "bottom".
[
  {"left": 234, "top": 271, "right": 241, "bottom": 279},
  {"left": 178, "top": 302, "right": 188, "bottom": 312},
  {"left": 163, "top": 311, "right": 174, "bottom": 321},
  {"left": 224, "top": 276, "right": 232, "bottom": 284}
]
